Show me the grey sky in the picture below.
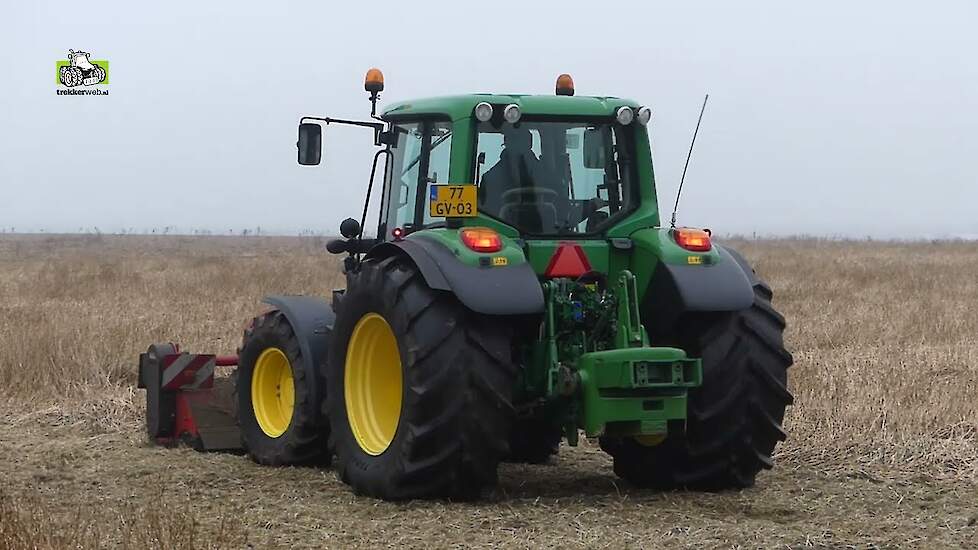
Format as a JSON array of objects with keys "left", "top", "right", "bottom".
[{"left": 2, "top": 1, "right": 976, "bottom": 237}]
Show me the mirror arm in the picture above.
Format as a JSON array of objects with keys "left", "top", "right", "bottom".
[
  {"left": 300, "top": 115, "right": 390, "bottom": 145},
  {"left": 300, "top": 115, "right": 383, "bottom": 131}
]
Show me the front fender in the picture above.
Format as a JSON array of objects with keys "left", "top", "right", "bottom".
[
  {"left": 365, "top": 239, "right": 545, "bottom": 316},
  {"left": 262, "top": 295, "right": 334, "bottom": 416}
]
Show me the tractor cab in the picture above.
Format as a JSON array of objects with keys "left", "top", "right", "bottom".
[
  {"left": 378, "top": 93, "right": 654, "bottom": 244},
  {"left": 384, "top": 108, "right": 636, "bottom": 239}
]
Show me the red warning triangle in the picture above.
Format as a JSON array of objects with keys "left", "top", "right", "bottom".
[{"left": 544, "top": 243, "right": 592, "bottom": 278}]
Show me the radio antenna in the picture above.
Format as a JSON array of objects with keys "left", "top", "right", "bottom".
[{"left": 670, "top": 94, "right": 709, "bottom": 228}]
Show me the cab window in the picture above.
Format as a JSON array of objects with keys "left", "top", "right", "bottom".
[
  {"left": 383, "top": 120, "right": 453, "bottom": 237},
  {"left": 475, "top": 119, "right": 632, "bottom": 235}
]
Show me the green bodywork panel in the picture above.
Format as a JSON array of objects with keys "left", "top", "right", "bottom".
[
  {"left": 524, "top": 239, "right": 611, "bottom": 274},
  {"left": 577, "top": 347, "right": 700, "bottom": 436}
]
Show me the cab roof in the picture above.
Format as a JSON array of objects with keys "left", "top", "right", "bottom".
[{"left": 382, "top": 94, "right": 640, "bottom": 121}]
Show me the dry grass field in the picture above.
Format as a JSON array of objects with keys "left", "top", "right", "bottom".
[{"left": 1, "top": 234, "right": 976, "bottom": 549}]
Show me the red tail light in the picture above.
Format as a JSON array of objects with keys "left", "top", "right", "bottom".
[
  {"left": 545, "top": 243, "right": 592, "bottom": 278},
  {"left": 459, "top": 227, "right": 502, "bottom": 253},
  {"left": 673, "top": 228, "right": 712, "bottom": 252}
]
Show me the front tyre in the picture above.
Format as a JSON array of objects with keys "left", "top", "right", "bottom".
[
  {"left": 327, "top": 257, "right": 516, "bottom": 500},
  {"left": 602, "top": 278, "right": 793, "bottom": 489},
  {"left": 236, "top": 311, "right": 329, "bottom": 465}
]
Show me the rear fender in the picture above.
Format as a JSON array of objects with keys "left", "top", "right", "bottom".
[
  {"left": 365, "top": 239, "right": 545, "bottom": 316},
  {"left": 641, "top": 244, "right": 754, "bottom": 336}
]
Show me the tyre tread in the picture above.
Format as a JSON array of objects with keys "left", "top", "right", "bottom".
[
  {"left": 236, "top": 311, "right": 329, "bottom": 466},
  {"left": 327, "top": 257, "right": 515, "bottom": 500},
  {"left": 602, "top": 279, "right": 793, "bottom": 490}
]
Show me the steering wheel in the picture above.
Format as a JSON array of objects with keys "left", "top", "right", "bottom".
[
  {"left": 501, "top": 187, "right": 559, "bottom": 204},
  {"left": 585, "top": 197, "right": 609, "bottom": 213}
]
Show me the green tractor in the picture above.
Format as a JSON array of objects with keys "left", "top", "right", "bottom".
[{"left": 236, "top": 70, "right": 792, "bottom": 500}]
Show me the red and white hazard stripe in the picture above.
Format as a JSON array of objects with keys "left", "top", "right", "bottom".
[{"left": 161, "top": 353, "right": 216, "bottom": 391}]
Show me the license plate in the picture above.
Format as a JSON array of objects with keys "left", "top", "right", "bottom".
[{"left": 429, "top": 185, "right": 478, "bottom": 218}]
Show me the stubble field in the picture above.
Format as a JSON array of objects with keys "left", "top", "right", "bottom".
[{"left": 0, "top": 234, "right": 976, "bottom": 549}]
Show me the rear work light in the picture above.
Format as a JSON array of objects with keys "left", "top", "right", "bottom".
[
  {"left": 474, "top": 102, "right": 493, "bottom": 122},
  {"left": 459, "top": 227, "right": 502, "bottom": 253},
  {"left": 673, "top": 228, "right": 712, "bottom": 252}
]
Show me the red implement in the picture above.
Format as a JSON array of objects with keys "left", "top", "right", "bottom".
[{"left": 138, "top": 344, "right": 242, "bottom": 452}]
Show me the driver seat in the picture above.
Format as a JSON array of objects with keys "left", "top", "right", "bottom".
[{"left": 499, "top": 202, "right": 557, "bottom": 233}]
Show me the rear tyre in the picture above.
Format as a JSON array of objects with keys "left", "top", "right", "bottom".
[
  {"left": 327, "top": 256, "right": 516, "bottom": 500},
  {"left": 601, "top": 277, "right": 793, "bottom": 489},
  {"left": 236, "top": 311, "right": 329, "bottom": 465}
]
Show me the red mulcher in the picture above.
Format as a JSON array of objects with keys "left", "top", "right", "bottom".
[{"left": 137, "top": 343, "right": 243, "bottom": 451}]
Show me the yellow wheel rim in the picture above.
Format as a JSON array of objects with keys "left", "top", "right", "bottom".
[
  {"left": 251, "top": 347, "right": 295, "bottom": 438},
  {"left": 345, "top": 313, "right": 403, "bottom": 456}
]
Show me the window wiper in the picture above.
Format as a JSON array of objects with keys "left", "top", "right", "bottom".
[{"left": 401, "top": 131, "right": 453, "bottom": 176}]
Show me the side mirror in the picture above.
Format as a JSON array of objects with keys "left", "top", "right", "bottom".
[
  {"left": 583, "top": 128, "right": 605, "bottom": 169},
  {"left": 297, "top": 123, "right": 322, "bottom": 166},
  {"left": 339, "top": 217, "right": 361, "bottom": 239}
]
